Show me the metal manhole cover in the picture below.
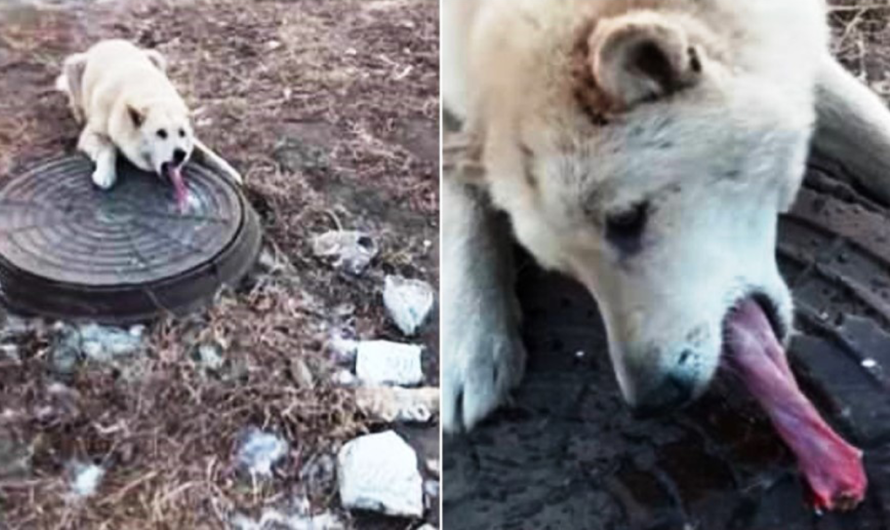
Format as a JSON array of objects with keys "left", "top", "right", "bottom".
[
  {"left": 0, "top": 155, "right": 262, "bottom": 323},
  {"left": 443, "top": 157, "right": 890, "bottom": 529}
]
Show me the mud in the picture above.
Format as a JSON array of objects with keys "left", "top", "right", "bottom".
[{"left": 442, "top": 160, "right": 890, "bottom": 529}]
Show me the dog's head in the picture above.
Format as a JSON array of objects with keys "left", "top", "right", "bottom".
[
  {"left": 452, "top": 6, "right": 826, "bottom": 415},
  {"left": 127, "top": 100, "right": 194, "bottom": 203}
]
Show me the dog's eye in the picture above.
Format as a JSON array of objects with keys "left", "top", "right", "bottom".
[
  {"left": 179, "top": 128, "right": 185, "bottom": 138},
  {"left": 157, "top": 129, "right": 168, "bottom": 139},
  {"left": 605, "top": 202, "right": 649, "bottom": 248}
]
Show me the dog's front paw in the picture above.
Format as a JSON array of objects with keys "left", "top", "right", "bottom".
[
  {"left": 91, "top": 166, "right": 117, "bottom": 190},
  {"left": 442, "top": 327, "right": 526, "bottom": 433}
]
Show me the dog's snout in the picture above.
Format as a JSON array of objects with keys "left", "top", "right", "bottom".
[
  {"left": 629, "top": 373, "right": 696, "bottom": 418},
  {"left": 621, "top": 348, "right": 704, "bottom": 417},
  {"left": 172, "top": 148, "right": 186, "bottom": 165}
]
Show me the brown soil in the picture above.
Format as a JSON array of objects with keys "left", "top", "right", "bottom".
[{"left": 0, "top": 0, "right": 439, "bottom": 529}]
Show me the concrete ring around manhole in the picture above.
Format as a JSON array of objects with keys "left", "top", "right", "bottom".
[{"left": 0, "top": 154, "right": 261, "bottom": 323}]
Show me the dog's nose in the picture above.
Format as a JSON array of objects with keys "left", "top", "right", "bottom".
[
  {"left": 172, "top": 148, "right": 186, "bottom": 165},
  {"left": 628, "top": 372, "right": 696, "bottom": 418}
]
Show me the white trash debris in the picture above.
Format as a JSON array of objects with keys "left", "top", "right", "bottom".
[
  {"left": 337, "top": 431, "right": 424, "bottom": 517},
  {"left": 423, "top": 479, "right": 439, "bottom": 509},
  {"left": 312, "top": 231, "right": 378, "bottom": 275},
  {"left": 230, "top": 508, "right": 344, "bottom": 530},
  {"left": 0, "top": 344, "right": 19, "bottom": 362},
  {"left": 68, "top": 461, "right": 105, "bottom": 499},
  {"left": 356, "top": 387, "right": 439, "bottom": 423},
  {"left": 355, "top": 341, "right": 424, "bottom": 386},
  {"left": 862, "top": 358, "right": 878, "bottom": 369},
  {"left": 1, "top": 315, "right": 39, "bottom": 341},
  {"left": 197, "top": 343, "right": 225, "bottom": 370},
  {"left": 236, "top": 428, "right": 289, "bottom": 477},
  {"left": 424, "top": 479, "right": 439, "bottom": 499},
  {"left": 334, "top": 370, "right": 359, "bottom": 387},
  {"left": 67, "top": 323, "right": 145, "bottom": 363},
  {"left": 52, "top": 323, "right": 146, "bottom": 373},
  {"left": 426, "top": 458, "right": 440, "bottom": 478},
  {"left": 383, "top": 275, "right": 435, "bottom": 336}
]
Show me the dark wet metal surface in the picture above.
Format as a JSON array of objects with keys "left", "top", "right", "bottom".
[
  {"left": 0, "top": 155, "right": 240, "bottom": 285},
  {"left": 0, "top": 155, "right": 260, "bottom": 323},
  {"left": 443, "top": 162, "right": 890, "bottom": 530}
]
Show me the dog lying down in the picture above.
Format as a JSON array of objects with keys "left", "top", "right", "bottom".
[
  {"left": 56, "top": 39, "right": 243, "bottom": 210},
  {"left": 446, "top": 140, "right": 867, "bottom": 512}
]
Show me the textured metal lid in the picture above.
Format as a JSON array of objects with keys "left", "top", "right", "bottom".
[{"left": 0, "top": 155, "right": 261, "bottom": 323}]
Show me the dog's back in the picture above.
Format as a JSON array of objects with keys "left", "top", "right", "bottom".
[{"left": 78, "top": 40, "right": 181, "bottom": 125}]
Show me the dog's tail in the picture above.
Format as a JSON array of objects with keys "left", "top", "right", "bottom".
[
  {"left": 56, "top": 53, "right": 86, "bottom": 93},
  {"left": 57, "top": 53, "right": 88, "bottom": 123},
  {"left": 193, "top": 138, "right": 244, "bottom": 186}
]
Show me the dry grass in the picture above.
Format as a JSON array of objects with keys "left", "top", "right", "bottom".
[
  {"left": 0, "top": 0, "right": 438, "bottom": 528},
  {"left": 829, "top": 0, "right": 890, "bottom": 100}
]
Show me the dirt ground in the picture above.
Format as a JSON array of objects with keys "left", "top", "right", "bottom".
[
  {"left": 0, "top": 0, "right": 438, "bottom": 528},
  {"left": 828, "top": 0, "right": 890, "bottom": 99}
]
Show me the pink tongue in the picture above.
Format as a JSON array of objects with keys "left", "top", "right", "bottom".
[
  {"left": 169, "top": 166, "right": 188, "bottom": 212},
  {"left": 725, "top": 299, "right": 867, "bottom": 512}
]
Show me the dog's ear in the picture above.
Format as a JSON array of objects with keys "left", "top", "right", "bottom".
[
  {"left": 587, "top": 11, "right": 704, "bottom": 111},
  {"left": 443, "top": 129, "right": 486, "bottom": 187},
  {"left": 144, "top": 49, "right": 167, "bottom": 73},
  {"left": 128, "top": 105, "right": 146, "bottom": 128}
]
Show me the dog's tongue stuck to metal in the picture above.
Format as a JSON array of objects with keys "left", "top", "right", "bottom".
[
  {"left": 167, "top": 165, "right": 189, "bottom": 212},
  {"left": 724, "top": 299, "right": 867, "bottom": 512}
]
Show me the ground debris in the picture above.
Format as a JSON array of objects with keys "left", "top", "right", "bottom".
[
  {"left": 383, "top": 275, "right": 435, "bottom": 336},
  {"left": 236, "top": 428, "right": 290, "bottom": 478},
  {"left": 230, "top": 497, "right": 344, "bottom": 530},
  {"left": 0, "top": 428, "right": 30, "bottom": 480},
  {"left": 356, "top": 386, "right": 439, "bottom": 423},
  {"left": 51, "top": 322, "right": 145, "bottom": 373},
  {"left": 196, "top": 342, "right": 226, "bottom": 370},
  {"left": 337, "top": 430, "right": 424, "bottom": 518},
  {"left": 312, "top": 230, "right": 378, "bottom": 275},
  {"left": 355, "top": 341, "right": 424, "bottom": 386},
  {"left": 329, "top": 333, "right": 359, "bottom": 365},
  {"left": 273, "top": 136, "right": 330, "bottom": 175},
  {"left": 66, "top": 460, "right": 105, "bottom": 499}
]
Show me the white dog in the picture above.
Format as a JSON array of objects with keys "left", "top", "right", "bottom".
[
  {"left": 442, "top": 0, "right": 890, "bottom": 433},
  {"left": 56, "top": 39, "right": 242, "bottom": 207}
]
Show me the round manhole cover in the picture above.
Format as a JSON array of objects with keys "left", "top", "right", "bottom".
[{"left": 0, "top": 155, "right": 261, "bottom": 323}]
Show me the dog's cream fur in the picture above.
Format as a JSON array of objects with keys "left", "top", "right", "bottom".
[
  {"left": 443, "top": 0, "right": 890, "bottom": 431},
  {"left": 56, "top": 39, "right": 242, "bottom": 191}
]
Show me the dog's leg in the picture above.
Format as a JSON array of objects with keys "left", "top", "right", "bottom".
[
  {"left": 192, "top": 138, "right": 243, "bottom": 185},
  {"left": 813, "top": 56, "right": 890, "bottom": 203},
  {"left": 442, "top": 176, "right": 526, "bottom": 433},
  {"left": 56, "top": 53, "right": 87, "bottom": 124},
  {"left": 78, "top": 128, "right": 118, "bottom": 190}
]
